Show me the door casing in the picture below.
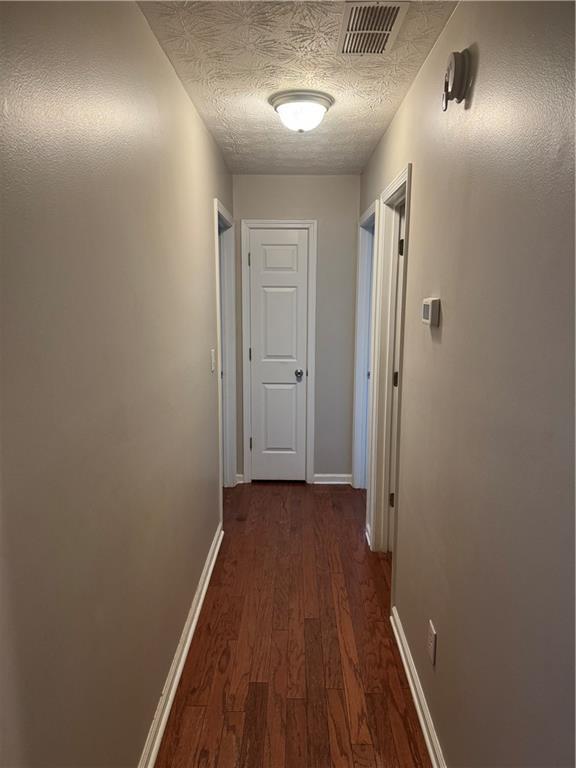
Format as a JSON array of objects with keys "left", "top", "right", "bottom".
[
  {"left": 352, "top": 200, "right": 384, "bottom": 555},
  {"left": 241, "top": 220, "right": 317, "bottom": 484},
  {"left": 214, "top": 200, "right": 237, "bottom": 490},
  {"left": 352, "top": 201, "right": 378, "bottom": 492},
  {"left": 372, "top": 164, "right": 412, "bottom": 556}
]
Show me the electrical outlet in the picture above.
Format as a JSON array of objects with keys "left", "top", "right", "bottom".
[{"left": 427, "top": 620, "right": 437, "bottom": 666}]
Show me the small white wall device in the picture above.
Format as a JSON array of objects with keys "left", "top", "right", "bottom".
[
  {"left": 422, "top": 297, "right": 440, "bottom": 327},
  {"left": 442, "top": 49, "right": 470, "bottom": 111}
]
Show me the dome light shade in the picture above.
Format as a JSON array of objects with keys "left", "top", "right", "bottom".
[{"left": 269, "top": 91, "right": 334, "bottom": 133}]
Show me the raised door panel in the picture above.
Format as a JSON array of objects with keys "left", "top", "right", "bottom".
[
  {"left": 262, "top": 287, "right": 298, "bottom": 361},
  {"left": 262, "top": 244, "right": 299, "bottom": 272},
  {"left": 262, "top": 383, "right": 298, "bottom": 453}
]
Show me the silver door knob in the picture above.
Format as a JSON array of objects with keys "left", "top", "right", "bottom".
[{"left": 295, "top": 368, "right": 304, "bottom": 381}]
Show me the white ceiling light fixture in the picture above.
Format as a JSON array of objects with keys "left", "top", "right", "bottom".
[{"left": 269, "top": 90, "right": 335, "bottom": 133}]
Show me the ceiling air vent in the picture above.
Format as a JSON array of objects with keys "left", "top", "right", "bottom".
[{"left": 338, "top": 1, "right": 408, "bottom": 55}]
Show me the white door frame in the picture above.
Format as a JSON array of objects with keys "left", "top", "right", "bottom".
[
  {"left": 241, "top": 219, "right": 317, "bottom": 484},
  {"left": 352, "top": 201, "right": 378, "bottom": 491},
  {"left": 372, "top": 164, "right": 412, "bottom": 553},
  {"left": 364, "top": 199, "right": 384, "bottom": 550},
  {"left": 213, "top": 199, "right": 237, "bottom": 491}
]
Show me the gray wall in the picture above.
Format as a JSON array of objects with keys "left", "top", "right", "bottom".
[
  {"left": 0, "top": 3, "right": 231, "bottom": 765},
  {"left": 233, "top": 174, "right": 360, "bottom": 477},
  {"left": 362, "top": 2, "right": 574, "bottom": 765}
]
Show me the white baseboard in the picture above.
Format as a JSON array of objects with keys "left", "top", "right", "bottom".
[
  {"left": 236, "top": 474, "right": 353, "bottom": 485},
  {"left": 313, "top": 473, "right": 353, "bottom": 485},
  {"left": 365, "top": 524, "right": 373, "bottom": 550},
  {"left": 138, "top": 523, "right": 224, "bottom": 768},
  {"left": 390, "top": 606, "right": 446, "bottom": 768}
]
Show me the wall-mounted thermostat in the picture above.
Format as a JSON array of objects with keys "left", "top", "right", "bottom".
[{"left": 422, "top": 297, "right": 440, "bottom": 327}]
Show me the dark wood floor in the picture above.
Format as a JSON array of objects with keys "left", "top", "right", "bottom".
[{"left": 156, "top": 483, "right": 431, "bottom": 768}]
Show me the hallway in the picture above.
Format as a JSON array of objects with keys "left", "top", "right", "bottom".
[
  {"left": 1, "top": 2, "right": 573, "bottom": 765},
  {"left": 157, "top": 483, "right": 430, "bottom": 768}
]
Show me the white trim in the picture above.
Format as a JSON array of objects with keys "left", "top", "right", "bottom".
[
  {"left": 390, "top": 607, "right": 446, "bottom": 768},
  {"left": 241, "top": 224, "right": 252, "bottom": 482},
  {"left": 367, "top": 164, "right": 412, "bottom": 554},
  {"left": 235, "top": 474, "right": 245, "bottom": 484},
  {"left": 352, "top": 202, "right": 376, "bottom": 490},
  {"left": 364, "top": 524, "right": 373, "bottom": 549},
  {"left": 313, "top": 473, "right": 352, "bottom": 485},
  {"left": 365, "top": 198, "right": 383, "bottom": 550},
  {"left": 241, "top": 219, "right": 317, "bottom": 484},
  {"left": 378, "top": 165, "right": 412, "bottom": 562},
  {"left": 214, "top": 200, "right": 237, "bottom": 489},
  {"left": 306, "top": 224, "right": 318, "bottom": 485},
  {"left": 138, "top": 524, "right": 224, "bottom": 768}
]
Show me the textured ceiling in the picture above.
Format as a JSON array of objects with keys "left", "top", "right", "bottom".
[{"left": 141, "top": 1, "right": 455, "bottom": 173}]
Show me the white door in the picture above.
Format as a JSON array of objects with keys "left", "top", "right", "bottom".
[{"left": 248, "top": 227, "right": 309, "bottom": 480}]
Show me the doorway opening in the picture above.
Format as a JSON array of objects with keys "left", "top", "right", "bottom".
[
  {"left": 241, "top": 220, "right": 317, "bottom": 483},
  {"left": 354, "top": 166, "right": 412, "bottom": 555},
  {"left": 378, "top": 164, "right": 412, "bottom": 564},
  {"left": 352, "top": 204, "right": 377, "bottom": 492},
  {"left": 352, "top": 200, "right": 382, "bottom": 554},
  {"left": 214, "top": 200, "right": 236, "bottom": 494}
]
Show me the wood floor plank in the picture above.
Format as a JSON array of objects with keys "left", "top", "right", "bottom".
[
  {"left": 312, "top": 493, "right": 331, "bottom": 573},
  {"left": 210, "top": 534, "right": 241, "bottom": 593},
  {"left": 326, "top": 688, "right": 354, "bottom": 768},
  {"left": 217, "top": 711, "right": 245, "bottom": 768},
  {"left": 379, "top": 555, "right": 392, "bottom": 593},
  {"left": 203, "top": 586, "right": 244, "bottom": 641},
  {"left": 234, "top": 482, "right": 250, "bottom": 522},
  {"left": 183, "top": 591, "right": 235, "bottom": 706},
  {"left": 226, "top": 488, "right": 272, "bottom": 710},
  {"left": 304, "top": 618, "right": 331, "bottom": 767},
  {"left": 264, "top": 630, "right": 288, "bottom": 768},
  {"left": 317, "top": 568, "right": 344, "bottom": 689},
  {"left": 359, "top": 575, "right": 387, "bottom": 624},
  {"left": 361, "top": 621, "right": 397, "bottom": 695},
  {"left": 249, "top": 546, "right": 276, "bottom": 684},
  {"left": 193, "top": 640, "right": 236, "bottom": 768},
  {"left": 319, "top": 495, "right": 344, "bottom": 573},
  {"left": 352, "top": 744, "right": 378, "bottom": 768},
  {"left": 285, "top": 700, "right": 308, "bottom": 768},
  {"left": 272, "top": 519, "right": 291, "bottom": 631},
  {"left": 330, "top": 571, "right": 372, "bottom": 745},
  {"left": 339, "top": 527, "right": 394, "bottom": 696},
  {"left": 302, "top": 515, "right": 319, "bottom": 619},
  {"left": 366, "top": 692, "right": 399, "bottom": 768},
  {"left": 383, "top": 647, "right": 431, "bottom": 768},
  {"left": 155, "top": 705, "right": 205, "bottom": 768},
  {"left": 225, "top": 590, "right": 255, "bottom": 711},
  {"left": 388, "top": 700, "right": 431, "bottom": 768},
  {"left": 239, "top": 682, "right": 268, "bottom": 768},
  {"left": 286, "top": 486, "right": 306, "bottom": 698}
]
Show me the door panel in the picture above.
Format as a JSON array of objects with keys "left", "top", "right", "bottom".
[
  {"left": 249, "top": 227, "right": 308, "bottom": 480},
  {"left": 262, "top": 384, "right": 297, "bottom": 451},
  {"left": 262, "top": 287, "right": 298, "bottom": 359},
  {"left": 262, "top": 244, "right": 299, "bottom": 272}
]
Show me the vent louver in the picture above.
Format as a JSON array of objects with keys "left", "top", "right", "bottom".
[{"left": 338, "top": 2, "right": 408, "bottom": 55}]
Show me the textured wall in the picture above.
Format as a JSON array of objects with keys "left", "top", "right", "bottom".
[
  {"left": 0, "top": 3, "right": 231, "bottom": 765},
  {"left": 362, "top": 2, "right": 574, "bottom": 765},
  {"left": 233, "top": 174, "right": 360, "bottom": 477}
]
